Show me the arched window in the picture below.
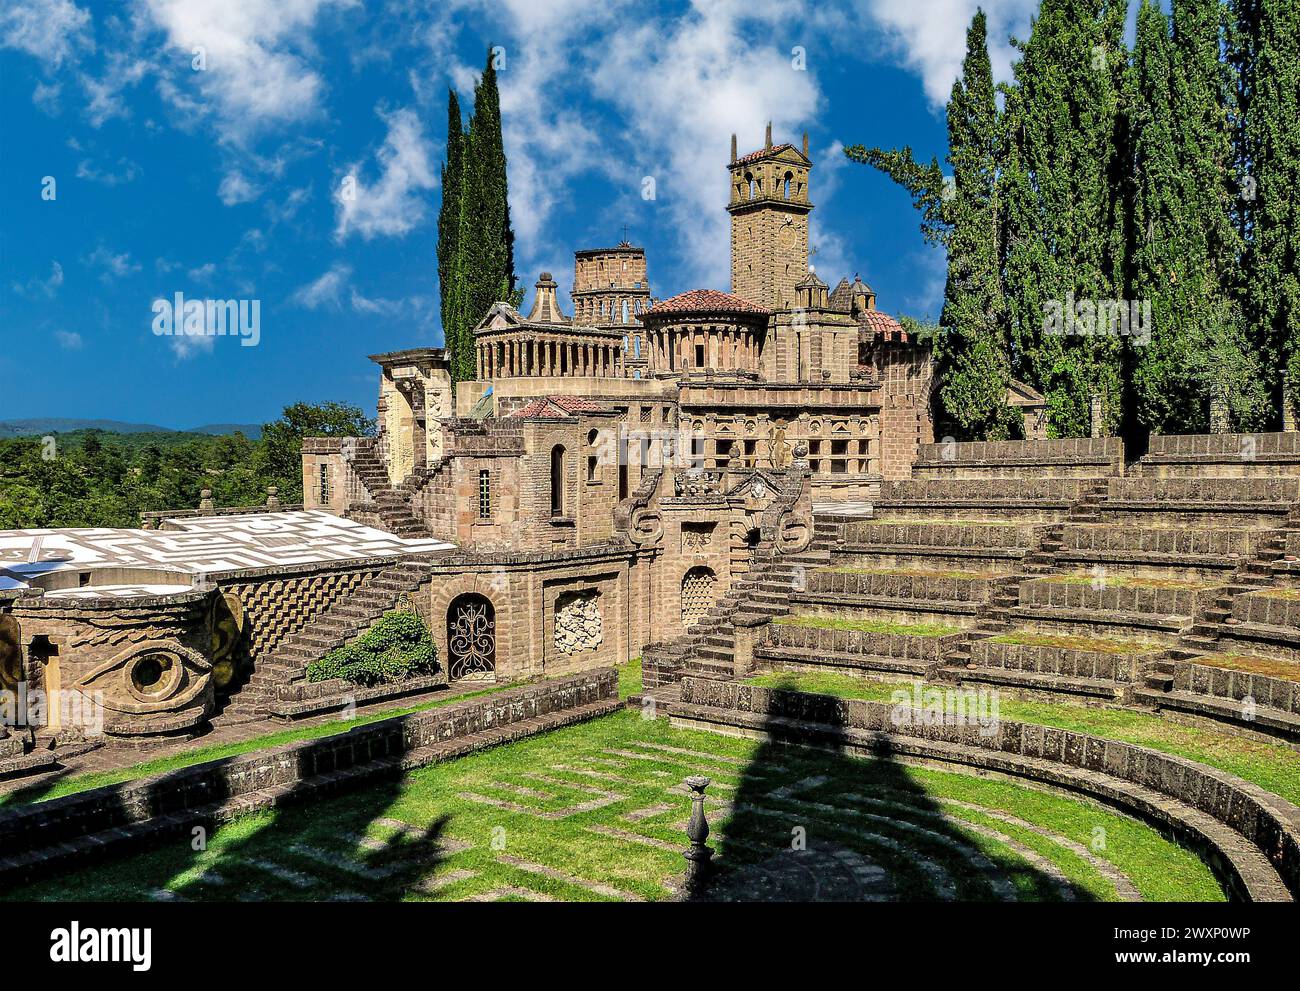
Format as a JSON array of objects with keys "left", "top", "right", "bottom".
[
  {"left": 586, "top": 430, "right": 600, "bottom": 483},
  {"left": 550, "top": 445, "right": 566, "bottom": 516},
  {"left": 783, "top": 172, "right": 793, "bottom": 199}
]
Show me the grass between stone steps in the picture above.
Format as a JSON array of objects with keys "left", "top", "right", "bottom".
[
  {"left": 0, "top": 682, "right": 517, "bottom": 809},
  {"left": 1043, "top": 574, "right": 1221, "bottom": 590},
  {"left": 1189, "top": 653, "right": 1300, "bottom": 681},
  {"left": 1, "top": 709, "right": 1221, "bottom": 903},
  {"left": 775, "top": 615, "right": 962, "bottom": 637},
  {"left": 744, "top": 671, "right": 1300, "bottom": 807},
  {"left": 990, "top": 631, "right": 1162, "bottom": 655},
  {"left": 826, "top": 567, "right": 1003, "bottom": 580}
]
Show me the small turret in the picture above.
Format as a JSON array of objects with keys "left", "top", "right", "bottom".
[{"left": 527, "top": 272, "right": 568, "bottom": 324}]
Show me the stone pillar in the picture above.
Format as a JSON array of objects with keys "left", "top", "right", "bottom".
[
  {"left": 1089, "top": 392, "right": 1104, "bottom": 439},
  {"left": 1209, "top": 383, "right": 1231, "bottom": 434},
  {"left": 681, "top": 776, "right": 713, "bottom": 896},
  {"left": 1284, "top": 372, "right": 1298, "bottom": 432}
]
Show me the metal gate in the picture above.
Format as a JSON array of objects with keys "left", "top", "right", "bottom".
[{"left": 447, "top": 594, "right": 496, "bottom": 681}]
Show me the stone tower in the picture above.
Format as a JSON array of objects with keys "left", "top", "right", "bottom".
[
  {"left": 727, "top": 124, "right": 813, "bottom": 311},
  {"left": 571, "top": 243, "right": 651, "bottom": 326}
]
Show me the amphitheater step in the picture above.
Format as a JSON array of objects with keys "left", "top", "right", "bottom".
[{"left": 1131, "top": 688, "right": 1300, "bottom": 741}]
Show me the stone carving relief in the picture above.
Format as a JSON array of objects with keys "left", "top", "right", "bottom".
[
  {"left": 554, "top": 590, "right": 603, "bottom": 655},
  {"left": 682, "top": 522, "right": 715, "bottom": 553},
  {"left": 75, "top": 639, "right": 213, "bottom": 728}
]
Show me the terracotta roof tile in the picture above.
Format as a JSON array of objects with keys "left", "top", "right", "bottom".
[
  {"left": 859, "top": 309, "right": 908, "bottom": 341},
  {"left": 507, "top": 395, "right": 612, "bottom": 419},
  {"left": 734, "top": 143, "right": 794, "bottom": 166},
  {"left": 644, "top": 288, "right": 771, "bottom": 318}
]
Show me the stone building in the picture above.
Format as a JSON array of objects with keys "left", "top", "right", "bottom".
[{"left": 0, "top": 126, "right": 942, "bottom": 762}]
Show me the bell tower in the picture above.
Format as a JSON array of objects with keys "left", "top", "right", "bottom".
[{"left": 727, "top": 124, "right": 813, "bottom": 311}]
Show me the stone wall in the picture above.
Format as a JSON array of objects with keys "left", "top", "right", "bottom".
[
  {"left": 912, "top": 437, "right": 1125, "bottom": 479},
  {"left": 0, "top": 669, "right": 619, "bottom": 883}
]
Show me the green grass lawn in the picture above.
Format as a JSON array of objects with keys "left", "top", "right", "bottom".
[
  {"left": 4, "top": 708, "right": 1223, "bottom": 903},
  {"left": 775, "top": 615, "right": 962, "bottom": 637},
  {"left": 745, "top": 671, "right": 1300, "bottom": 806}
]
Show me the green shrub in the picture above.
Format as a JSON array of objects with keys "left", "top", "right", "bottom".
[{"left": 306, "top": 610, "right": 439, "bottom": 687}]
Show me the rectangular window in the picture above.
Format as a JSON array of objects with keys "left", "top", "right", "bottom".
[
  {"left": 319, "top": 463, "right": 330, "bottom": 504},
  {"left": 478, "top": 469, "right": 491, "bottom": 520}
]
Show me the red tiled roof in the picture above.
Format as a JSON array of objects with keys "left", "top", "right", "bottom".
[
  {"left": 507, "top": 395, "right": 611, "bottom": 419},
  {"left": 859, "top": 309, "right": 908, "bottom": 341},
  {"left": 734, "top": 143, "right": 793, "bottom": 166},
  {"left": 645, "top": 288, "right": 771, "bottom": 318}
]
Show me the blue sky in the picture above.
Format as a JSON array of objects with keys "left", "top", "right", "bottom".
[{"left": 0, "top": 0, "right": 1053, "bottom": 428}]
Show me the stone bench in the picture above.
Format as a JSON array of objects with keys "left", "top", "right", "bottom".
[{"left": 1141, "top": 432, "right": 1300, "bottom": 478}]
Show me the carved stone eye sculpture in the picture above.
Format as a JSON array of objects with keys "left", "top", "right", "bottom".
[{"left": 74, "top": 639, "right": 213, "bottom": 736}]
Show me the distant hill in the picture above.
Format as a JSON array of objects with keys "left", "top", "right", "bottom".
[{"left": 0, "top": 418, "right": 262, "bottom": 439}]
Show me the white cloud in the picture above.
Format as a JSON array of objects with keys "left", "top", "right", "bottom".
[
  {"left": 290, "top": 263, "right": 351, "bottom": 309},
  {"left": 0, "top": 0, "right": 91, "bottom": 69},
  {"left": 333, "top": 106, "right": 437, "bottom": 241},
  {"left": 142, "top": 0, "right": 358, "bottom": 136},
  {"left": 76, "top": 157, "right": 139, "bottom": 185},
  {"left": 32, "top": 80, "right": 62, "bottom": 114},
  {"left": 12, "top": 260, "right": 64, "bottom": 299},
  {"left": 218, "top": 170, "right": 260, "bottom": 205},
  {"left": 188, "top": 262, "right": 217, "bottom": 282},
  {"left": 859, "top": 0, "right": 1039, "bottom": 107},
  {"left": 81, "top": 53, "right": 149, "bottom": 127},
  {"left": 85, "top": 245, "right": 141, "bottom": 281},
  {"left": 54, "top": 330, "right": 83, "bottom": 350}
]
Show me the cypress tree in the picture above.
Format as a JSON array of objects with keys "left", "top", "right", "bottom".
[
  {"left": 934, "top": 10, "right": 1019, "bottom": 440},
  {"left": 845, "top": 12, "right": 1018, "bottom": 440},
  {"left": 463, "top": 51, "right": 517, "bottom": 350},
  {"left": 1235, "top": 0, "right": 1300, "bottom": 419},
  {"left": 435, "top": 52, "right": 518, "bottom": 385},
  {"left": 1002, "top": 0, "right": 1129, "bottom": 436},
  {"left": 1129, "top": 0, "right": 1267, "bottom": 433},
  {"left": 437, "top": 89, "right": 469, "bottom": 383}
]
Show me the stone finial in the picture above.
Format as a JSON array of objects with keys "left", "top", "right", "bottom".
[
  {"left": 730, "top": 133, "right": 737, "bottom": 164},
  {"left": 199, "top": 488, "right": 215, "bottom": 512},
  {"left": 682, "top": 775, "right": 714, "bottom": 894},
  {"left": 266, "top": 486, "right": 281, "bottom": 510},
  {"left": 765, "top": 121, "right": 772, "bottom": 150},
  {"left": 802, "top": 130, "right": 809, "bottom": 158}
]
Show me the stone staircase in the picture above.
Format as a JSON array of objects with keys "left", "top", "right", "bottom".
[
  {"left": 344, "top": 443, "right": 432, "bottom": 538},
  {"left": 216, "top": 559, "right": 436, "bottom": 724},
  {"left": 642, "top": 546, "right": 832, "bottom": 692}
]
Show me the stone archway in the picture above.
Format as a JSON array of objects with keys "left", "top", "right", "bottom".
[{"left": 447, "top": 593, "right": 496, "bottom": 681}]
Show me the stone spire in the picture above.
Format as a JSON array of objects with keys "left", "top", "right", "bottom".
[{"left": 526, "top": 272, "right": 568, "bottom": 324}]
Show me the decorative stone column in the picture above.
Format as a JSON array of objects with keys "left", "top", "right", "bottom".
[
  {"left": 1088, "top": 392, "right": 1104, "bottom": 439},
  {"left": 682, "top": 775, "right": 714, "bottom": 895}
]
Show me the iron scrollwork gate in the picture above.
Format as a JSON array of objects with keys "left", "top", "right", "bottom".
[{"left": 447, "top": 594, "right": 496, "bottom": 681}]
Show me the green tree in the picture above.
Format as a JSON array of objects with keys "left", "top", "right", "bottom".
[
  {"left": 1002, "top": 0, "right": 1130, "bottom": 436},
  {"left": 257, "top": 402, "right": 375, "bottom": 503},
  {"left": 847, "top": 12, "right": 1018, "bottom": 440},
  {"left": 436, "top": 52, "right": 518, "bottom": 385},
  {"left": 1233, "top": 0, "right": 1300, "bottom": 417},
  {"left": 437, "top": 89, "right": 471, "bottom": 384},
  {"left": 462, "top": 50, "right": 517, "bottom": 339},
  {"left": 1129, "top": 0, "right": 1267, "bottom": 433}
]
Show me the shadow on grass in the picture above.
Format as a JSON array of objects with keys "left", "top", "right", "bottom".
[
  {"left": 0, "top": 707, "right": 456, "bottom": 903},
  {"left": 688, "top": 675, "right": 1094, "bottom": 902}
]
